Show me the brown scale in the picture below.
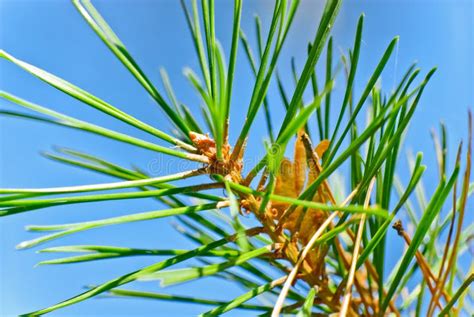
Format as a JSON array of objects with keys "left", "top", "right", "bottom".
[{"left": 267, "top": 130, "right": 331, "bottom": 281}]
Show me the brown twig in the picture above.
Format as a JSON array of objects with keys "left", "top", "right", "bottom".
[
  {"left": 427, "top": 143, "right": 462, "bottom": 316},
  {"left": 392, "top": 220, "right": 448, "bottom": 310},
  {"left": 434, "top": 111, "right": 472, "bottom": 315}
]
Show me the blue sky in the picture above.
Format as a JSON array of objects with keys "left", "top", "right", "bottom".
[{"left": 0, "top": 0, "right": 473, "bottom": 316}]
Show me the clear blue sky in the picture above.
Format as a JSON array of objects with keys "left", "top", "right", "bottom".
[{"left": 1, "top": 0, "right": 472, "bottom": 316}]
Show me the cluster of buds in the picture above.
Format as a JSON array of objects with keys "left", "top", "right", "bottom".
[{"left": 189, "top": 131, "right": 243, "bottom": 183}]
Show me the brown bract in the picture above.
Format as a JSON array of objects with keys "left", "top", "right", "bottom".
[{"left": 270, "top": 130, "right": 331, "bottom": 244}]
